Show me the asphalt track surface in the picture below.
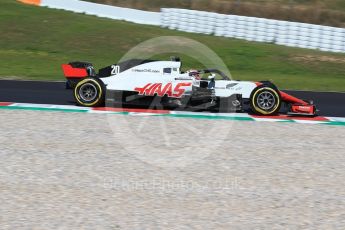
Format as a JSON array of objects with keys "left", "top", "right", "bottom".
[{"left": 0, "top": 80, "right": 344, "bottom": 117}]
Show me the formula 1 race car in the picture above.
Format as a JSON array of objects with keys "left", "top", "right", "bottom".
[{"left": 61, "top": 57, "right": 317, "bottom": 116}]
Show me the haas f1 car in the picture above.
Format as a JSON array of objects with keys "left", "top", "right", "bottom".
[{"left": 61, "top": 58, "right": 317, "bottom": 116}]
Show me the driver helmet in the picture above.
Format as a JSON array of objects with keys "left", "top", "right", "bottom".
[{"left": 188, "top": 69, "right": 201, "bottom": 80}]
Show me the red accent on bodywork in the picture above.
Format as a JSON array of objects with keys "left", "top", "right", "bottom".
[
  {"left": 291, "top": 105, "right": 315, "bottom": 115},
  {"left": 251, "top": 114, "right": 328, "bottom": 121},
  {"left": 173, "top": 83, "right": 192, "bottom": 97},
  {"left": 148, "top": 83, "right": 160, "bottom": 95},
  {"left": 134, "top": 83, "right": 152, "bottom": 95},
  {"left": 162, "top": 83, "right": 173, "bottom": 97},
  {"left": 134, "top": 82, "right": 192, "bottom": 98},
  {"left": 255, "top": 82, "right": 263, "bottom": 86},
  {"left": 146, "top": 83, "right": 159, "bottom": 95},
  {"left": 61, "top": 64, "right": 88, "bottom": 78},
  {"left": 280, "top": 91, "right": 308, "bottom": 105}
]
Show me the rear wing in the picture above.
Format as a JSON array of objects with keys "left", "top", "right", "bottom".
[
  {"left": 61, "top": 61, "right": 123, "bottom": 79},
  {"left": 61, "top": 64, "right": 88, "bottom": 78},
  {"left": 61, "top": 61, "right": 95, "bottom": 79},
  {"left": 62, "top": 62, "right": 96, "bottom": 89}
]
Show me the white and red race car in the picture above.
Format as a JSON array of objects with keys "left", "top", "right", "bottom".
[{"left": 62, "top": 58, "right": 317, "bottom": 116}]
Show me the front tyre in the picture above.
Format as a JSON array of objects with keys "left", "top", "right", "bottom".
[
  {"left": 74, "top": 78, "right": 105, "bottom": 107},
  {"left": 250, "top": 86, "right": 281, "bottom": 115}
]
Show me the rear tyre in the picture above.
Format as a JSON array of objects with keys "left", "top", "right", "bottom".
[
  {"left": 250, "top": 86, "right": 281, "bottom": 115},
  {"left": 74, "top": 78, "right": 105, "bottom": 107}
]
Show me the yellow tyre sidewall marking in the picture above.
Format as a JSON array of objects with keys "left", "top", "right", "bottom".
[
  {"left": 74, "top": 78, "right": 103, "bottom": 107},
  {"left": 251, "top": 87, "right": 280, "bottom": 115}
]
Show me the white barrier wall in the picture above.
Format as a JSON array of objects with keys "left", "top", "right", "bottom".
[
  {"left": 161, "top": 8, "right": 345, "bottom": 53},
  {"left": 36, "top": 0, "right": 345, "bottom": 53},
  {"left": 41, "top": 0, "right": 161, "bottom": 26}
]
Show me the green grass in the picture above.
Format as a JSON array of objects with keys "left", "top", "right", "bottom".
[{"left": 0, "top": 0, "right": 345, "bottom": 91}]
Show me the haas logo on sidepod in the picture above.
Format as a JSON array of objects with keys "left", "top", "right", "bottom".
[{"left": 135, "top": 83, "right": 192, "bottom": 98}]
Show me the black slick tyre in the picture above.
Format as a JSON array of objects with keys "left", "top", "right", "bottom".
[
  {"left": 74, "top": 78, "right": 105, "bottom": 107},
  {"left": 250, "top": 86, "right": 281, "bottom": 115}
]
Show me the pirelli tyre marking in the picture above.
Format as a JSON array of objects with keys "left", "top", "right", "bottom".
[
  {"left": 251, "top": 87, "right": 281, "bottom": 115},
  {"left": 74, "top": 78, "right": 104, "bottom": 107}
]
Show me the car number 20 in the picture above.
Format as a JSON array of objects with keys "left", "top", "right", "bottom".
[{"left": 111, "top": 65, "right": 120, "bottom": 75}]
